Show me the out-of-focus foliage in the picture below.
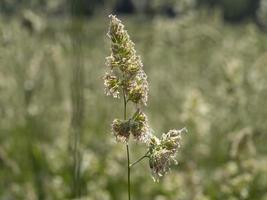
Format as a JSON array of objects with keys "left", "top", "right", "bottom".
[
  {"left": 144, "top": 0, "right": 196, "bottom": 17},
  {"left": 258, "top": 0, "right": 267, "bottom": 27},
  {"left": 197, "top": 0, "right": 260, "bottom": 21},
  {"left": 1, "top": 8, "right": 267, "bottom": 200},
  {"left": 0, "top": 0, "right": 265, "bottom": 25}
]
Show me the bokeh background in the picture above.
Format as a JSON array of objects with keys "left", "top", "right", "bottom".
[{"left": 1, "top": 0, "right": 267, "bottom": 199}]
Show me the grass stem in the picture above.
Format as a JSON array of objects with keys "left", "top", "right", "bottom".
[{"left": 123, "top": 89, "right": 131, "bottom": 200}]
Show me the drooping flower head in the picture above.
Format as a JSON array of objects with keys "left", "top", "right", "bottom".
[{"left": 148, "top": 128, "right": 187, "bottom": 181}]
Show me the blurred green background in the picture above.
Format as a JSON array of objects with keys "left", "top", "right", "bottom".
[{"left": 1, "top": 0, "right": 267, "bottom": 199}]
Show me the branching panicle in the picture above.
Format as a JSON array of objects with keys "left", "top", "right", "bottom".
[
  {"left": 104, "top": 15, "right": 148, "bottom": 106},
  {"left": 104, "top": 15, "right": 187, "bottom": 198}
]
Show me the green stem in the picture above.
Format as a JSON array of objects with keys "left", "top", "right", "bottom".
[
  {"left": 123, "top": 92, "right": 127, "bottom": 120},
  {"left": 130, "top": 154, "right": 149, "bottom": 168},
  {"left": 126, "top": 144, "right": 131, "bottom": 200},
  {"left": 123, "top": 89, "right": 131, "bottom": 200}
]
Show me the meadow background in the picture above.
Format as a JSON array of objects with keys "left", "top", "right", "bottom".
[{"left": 0, "top": 0, "right": 267, "bottom": 199}]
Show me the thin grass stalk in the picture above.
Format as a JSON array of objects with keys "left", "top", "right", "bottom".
[
  {"left": 123, "top": 89, "right": 131, "bottom": 200},
  {"left": 69, "top": 2, "right": 84, "bottom": 196}
]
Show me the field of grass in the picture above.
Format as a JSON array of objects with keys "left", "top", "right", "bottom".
[{"left": 0, "top": 10, "right": 267, "bottom": 199}]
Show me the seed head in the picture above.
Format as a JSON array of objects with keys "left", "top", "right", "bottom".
[
  {"left": 105, "top": 15, "right": 188, "bottom": 183},
  {"left": 105, "top": 15, "right": 148, "bottom": 105},
  {"left": 111, "top": 119, "right": 131, "bottom": 143},
  {"left": 130, "top": 110, "right": 151, "bottom": 143},
  {"left": 104, "top": 72, "right": 120, "bottom": 98},
  {"left": 148, "top": 128, "right": 187, "bottom": 181},
  {"left": 127, "top": 71, "right": 148, "bottom": 106}
]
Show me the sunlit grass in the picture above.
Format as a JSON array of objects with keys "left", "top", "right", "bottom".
[{"left": 0, "top": 10, "right": 267, "bottom": 199}]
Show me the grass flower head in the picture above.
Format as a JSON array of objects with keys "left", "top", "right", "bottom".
[
  {"left": 104, "top": 15, "right": 148, "bottom": 106},
  {"left": 104, "top": 15, "right": 187, "bottom": 199},
  {"left": 148, "top": 128, "right": 187, "bottom": 181}
]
